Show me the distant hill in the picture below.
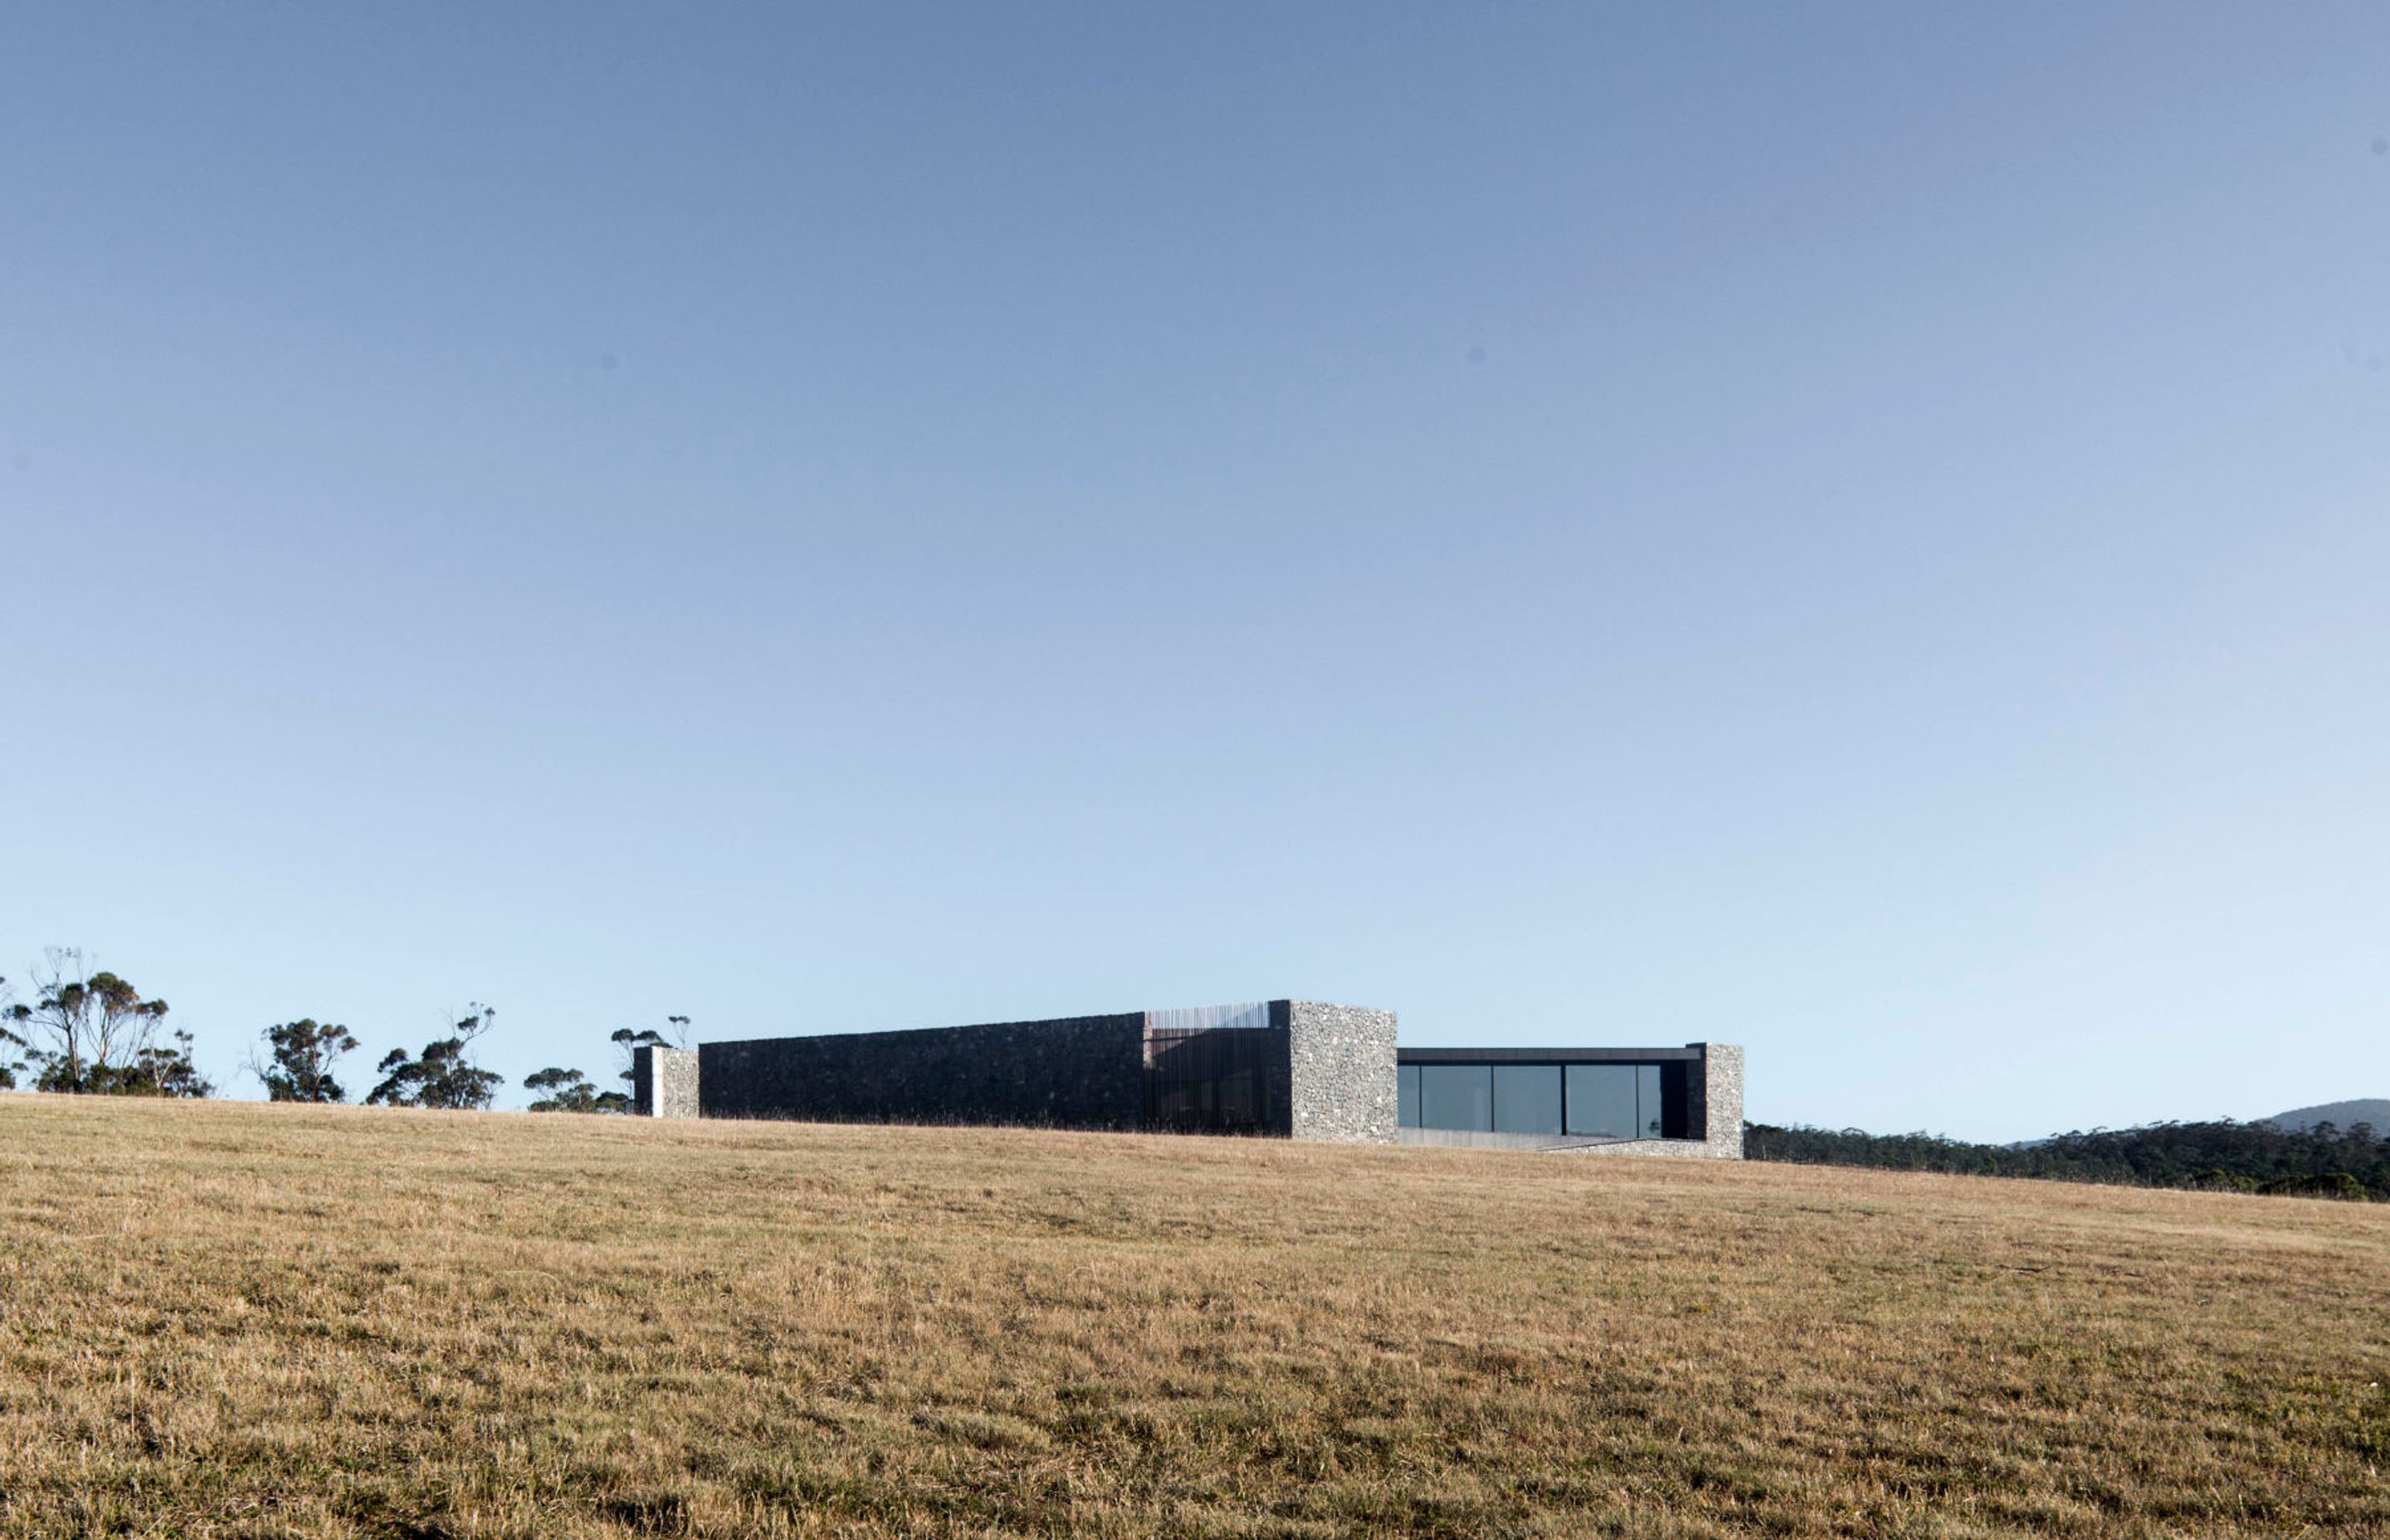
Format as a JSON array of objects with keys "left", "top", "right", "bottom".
[{"left": 2266, "top": 1099, "right": 2390, "bottom": 1133}]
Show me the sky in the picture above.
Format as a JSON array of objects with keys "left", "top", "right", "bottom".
[{"left": 2, "top": 3, "right": 2385, "bottom": 1138}]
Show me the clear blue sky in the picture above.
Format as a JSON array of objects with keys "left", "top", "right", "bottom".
[{"left": 3, "top": 3, "right": 2384, "bottom": 1138}]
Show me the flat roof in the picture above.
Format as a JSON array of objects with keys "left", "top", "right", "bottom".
[{"left": 1397, "top": 1045, "right": 1705, "bottom": 1065}]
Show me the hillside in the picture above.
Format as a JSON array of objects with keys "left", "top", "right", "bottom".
[
  {"left": 2269, "top": 1097, "right": 2390, "bottom": 1133},
  {"left": 2, "top": 1095, "right": 2386, "bottom": 1538}
]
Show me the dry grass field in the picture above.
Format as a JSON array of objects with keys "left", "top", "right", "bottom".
[{"left": 1, "top": 1095, "right": 2385, "bottom": 1539}]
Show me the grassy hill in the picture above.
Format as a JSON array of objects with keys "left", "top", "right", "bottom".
[
  {"left": 2269, "top": 1098, "right": 2390, "bottom": 1134},
  {"left": 2, "top": 1095, "right": 2386, "bottom": 1538}
]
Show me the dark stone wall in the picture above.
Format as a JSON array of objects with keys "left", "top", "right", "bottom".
[{"left": 697, "top": 1013, "right": 1147, "bottom": 1128}]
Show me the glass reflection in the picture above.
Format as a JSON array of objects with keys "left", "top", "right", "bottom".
[
  {"left": 1565, "top": 1064, "right": 1637, "bottom": 1138},
  {"left": 1419, "top": 1065, "right": 1493, "bottom": 1131},
  {"left": 1493, "top": 1065, "right": 1563, "bottom": 1134}
]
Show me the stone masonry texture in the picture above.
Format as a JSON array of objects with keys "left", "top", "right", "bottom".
[
  {"left": 697, "top": 1013, "right": 1147, "bottom": 1128},
  {"left": 632, "top": 1045, "right": 699, "bottom": 1118},
  {"left": 1285, "top": 1001, "right": 1398, "bottom": 1144},
  {"left": 1703, "top": 1042, "right": 1745, "bottom": 1157}
]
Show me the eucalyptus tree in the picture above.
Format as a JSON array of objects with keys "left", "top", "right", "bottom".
[
  {"left": 524, "top": 1066, "right": 627, "bottom": 1114},
  {"left": 0, "top": 974, "right": 22, "bottom": 1089},
  {"left": 610, "top": 1013, "right": 690, "bottom": 1095},
  {"left": 366, "top": 1004, "right": 504, "bottom": 1110},
  {"left": 257, "top": 1018, "right": 362, "bottom": 1103},
  {"left": 4, "top": 949, "right": 208, "bottom": 1096}
]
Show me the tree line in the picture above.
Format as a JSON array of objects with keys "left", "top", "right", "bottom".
[
  {"left": 1744, "top": 1118, "right": 2388, "bottom": 1201},
  {"left": 0, "top": 948, "right": 681, "bottom": 1113}
]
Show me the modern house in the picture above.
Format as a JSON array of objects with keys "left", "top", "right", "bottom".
[{"left": 633, "top": 998, "right": 1743, "bottom": 1157}]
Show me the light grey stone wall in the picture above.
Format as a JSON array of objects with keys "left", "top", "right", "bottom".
[
  {"left": 1285, "top": 1001, "right": 1397, "bottom": 1144},
  {"left": 632, "top": 1045, "right": 700, "bottom": 1118},
  {"left": 1701, "top": 1042, "right": 1744, "bottom": 1157},
  {"left": 1562, "top": 1132, "right": 1733, "bottom": 1160},
  {"left": 1397, "top": 1128, "right": 1624, "bottom": 1151}
]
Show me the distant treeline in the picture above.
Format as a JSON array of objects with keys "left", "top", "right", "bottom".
[{"left": 1744, "top": 1118, "right": 2387, "bottom": 1201}]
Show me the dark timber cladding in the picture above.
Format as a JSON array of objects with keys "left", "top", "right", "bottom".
[
  {"left": 700, "top": 1011, "right": 1148, "bottom": 1128},
  {"left": 690, "top": 1000, "right": 1400, "bottom": 1141}
]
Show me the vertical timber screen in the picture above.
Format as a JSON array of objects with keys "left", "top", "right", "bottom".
[{"left": 1142, "top": 1001, "right": 1283, "bottom": 1134}]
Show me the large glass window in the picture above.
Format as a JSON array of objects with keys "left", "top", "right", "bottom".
[
  {"left": 1402, "top": 1059, "right": 1676, "bottom": 1139},
  {"left": 1418, "top": 1065, "right": 1493, "bottom": 1131},
  {"left": 1493, "top": 1065, "right": 1563, "bottom": 1134},
  {"left": 1565, "top": 1064, "right": 1639, "bottom": 1138}
]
